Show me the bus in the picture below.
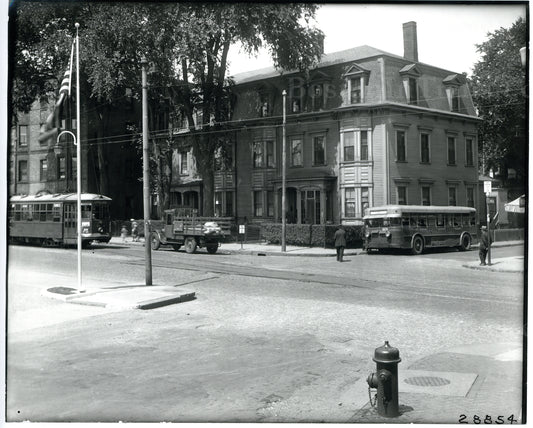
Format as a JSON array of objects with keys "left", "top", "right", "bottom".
[
  {"left": 9, "top": 192, "right": 112, "bottom": 248},
  {"left": 363, "top": 205, "right": 477, "bottom": 255}
]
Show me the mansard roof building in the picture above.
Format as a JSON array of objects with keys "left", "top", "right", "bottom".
[{"left": 169, "top": 21, "right": 482, "bottom": 225}]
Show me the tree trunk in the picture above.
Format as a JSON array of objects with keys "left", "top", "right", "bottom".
[{"left": 202, "top": 167, "right": 214, "bottom": 216}]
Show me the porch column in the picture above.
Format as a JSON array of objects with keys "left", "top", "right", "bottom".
[
  {"left": 296, "top": 190, "right": 302, "bottom": 224},
  {"left": 320, "top": 190, "right": 326, "bottom": 224}
]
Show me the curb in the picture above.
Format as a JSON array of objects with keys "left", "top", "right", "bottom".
[{"left": 221, "top": 249, "right": 361, "bottom": 257}]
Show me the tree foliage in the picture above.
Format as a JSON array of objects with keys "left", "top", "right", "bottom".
[
  {"left": 469, "top": 17, "right": 527, "bottom": 187},
  {"left": 11, "top": 1, "right": 324, "bottom": 216}
]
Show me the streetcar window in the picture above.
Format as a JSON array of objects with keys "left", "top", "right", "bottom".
[
  {"left": 46, "top": 204, "right": 53, "bottom": 221},
  {"left": 53, "top": 204, "right": 61, "bottom": 222},
  {"left": 81, "top": 205, "right": 91, "bottom": 219},
  {"left": 39, "top": 204, "right": 46, "bottom": 222},
  {"left": 21, "top": 205, "right": 29, "bottom": 221},
  {"left": 436, "top": 214, "right": 444, "bottom": 227},
  {"left": 14, "top": 204, "right": 21, "bottom": 221}
]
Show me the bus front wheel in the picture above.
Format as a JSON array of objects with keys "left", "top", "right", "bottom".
[{"left": 411, "top": 235, "right": 424, "bottom": 255}]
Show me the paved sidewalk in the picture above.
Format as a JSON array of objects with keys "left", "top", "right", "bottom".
[{"left": 350, "top": 342, "right": 523, "bottom": 424}]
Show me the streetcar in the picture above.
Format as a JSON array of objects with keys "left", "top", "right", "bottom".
[
  {"left": 9, "top": 192, "right": 112, "bottom": 248},
  {"left": 363, "top": 205, "right": 477, "bottom": 255}
]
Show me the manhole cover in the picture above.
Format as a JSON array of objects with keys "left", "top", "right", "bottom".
[{"left": 404, "top": 376, "right": 451, "bottom": 387}]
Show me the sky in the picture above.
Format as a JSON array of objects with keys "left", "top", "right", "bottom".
[{"left": 228, "top": 3, "right": 527, "bottom": 76}]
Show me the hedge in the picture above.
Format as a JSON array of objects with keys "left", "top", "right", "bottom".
[{"left": 261, "top": 223, "right": 364, "bottom": 248}]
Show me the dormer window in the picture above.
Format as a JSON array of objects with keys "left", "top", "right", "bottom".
[
  {"left": 399, "top": 64, "right": 421, "bottom": 105},
  {"left": 309, "top": 71, "right": 331, "bottom": 111},
  {"left": 343, "top": 64, "right": 370, "bottom": 105},
  {"left": 350, "top": 78, "right": 361, "bottom": 104},
  {"left": 443, "top": 74, "right": 466, "bottom": 112},
  {"left": 257, "top": 85, "right": 272, "bottom": 117}
]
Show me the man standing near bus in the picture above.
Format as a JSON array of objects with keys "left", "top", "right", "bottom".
[
  {"left": 334, "top": 226, "right": 347, "bottom": 262},
  {"left": 479, "top": 225, "right": 491, "bottom": 266}
]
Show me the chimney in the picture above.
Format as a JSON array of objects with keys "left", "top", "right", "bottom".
[{"left": 403, "top": 21, "right": 418, "bottom": 62}]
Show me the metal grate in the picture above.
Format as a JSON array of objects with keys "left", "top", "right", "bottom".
[{"left": 404, "top": 376, "right": 451, "bottom": 387}]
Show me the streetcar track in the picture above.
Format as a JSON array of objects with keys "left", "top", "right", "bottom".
[{"left": 122, "top": 257, "right": 522, "bottom": 307}]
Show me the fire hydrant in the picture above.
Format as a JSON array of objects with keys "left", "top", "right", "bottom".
[{"left": 367, "top": 341, "right": 401, "bottom": 417}]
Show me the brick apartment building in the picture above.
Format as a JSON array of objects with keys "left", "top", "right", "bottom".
[
  {"left": 9, "top": 94, "right": 143, "bottom": 220},
  {"left": 171, "top": 22, "right": 481, "bottom": 225}
]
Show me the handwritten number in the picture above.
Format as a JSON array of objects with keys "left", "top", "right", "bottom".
[
  {"left": 459, "top": 414, "right": 468, "bottom": 424},
  {"left": 495, "top": 416, "right": 504, "bottom": 424},
  {"left": 508, "top": 415, "right": 518, "bottom": 424},
  {"left": 484, "top": 415, "right": 492, "bottom": 424},
  {"left": 473, "top": 415, "right": 481, "bottom": 424}
]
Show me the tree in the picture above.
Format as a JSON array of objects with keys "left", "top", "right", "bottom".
[
  {"left": 11, "top": 2, "right": 324, "bottom": 216},
  {"left": 469, "top": 17, "right": 527, "bottom": 191}
]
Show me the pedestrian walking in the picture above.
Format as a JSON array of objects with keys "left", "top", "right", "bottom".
[
  {"left": 479, "top": 225, "right": 491, "bottom": 266},
  {"left": 131, "top": 220, "right": 139, "bottom": 242},
  {"left": 120, "top": 225, "right": 128, "bottom": 243},
  {"left": 334, "top": 226, "right": 347, "bottom": 262}
]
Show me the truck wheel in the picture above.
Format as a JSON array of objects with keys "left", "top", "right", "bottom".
[
  {"left": 184, "top": 237, "right": 197, "bottom": 254},
  {"left": 206, "top": 244, "right": 218, "bottom": 254},
  {"left": 151, "top": 233, "right": 161, "bottom": 250},
  {"left": 411, "top": 235, "right": 424, "bottom": 255},
  {"left": 172, "top": 244, "right": 181, "bottom": 251}
]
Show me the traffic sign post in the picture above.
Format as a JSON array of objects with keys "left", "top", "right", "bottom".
[{"left": 239, "top": 224, "right": 246, "bottom": 250}]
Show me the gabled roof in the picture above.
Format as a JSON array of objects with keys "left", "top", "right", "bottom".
[
  {"left": 399, "top": 63, "right": 422, "bottom": 76},
  {"left": 443, "top": 73, "right": 467, "bottom": 85},
  {"left": 233, "top": 45, "right": 398, "bottom": 84}
]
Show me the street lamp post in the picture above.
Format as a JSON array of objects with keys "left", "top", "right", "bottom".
[{"left": 57, "top": 129, "right": 83, "bottom": 289}]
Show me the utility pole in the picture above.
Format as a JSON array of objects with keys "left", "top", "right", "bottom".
[
  {"left": 281, "top": 90, "right": 287, "bottom": 252},
  {"left": 141, "top": 57, "right": 153, "bottom": 285}
]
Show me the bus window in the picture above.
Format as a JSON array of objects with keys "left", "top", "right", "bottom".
[
  {"left": 417, "top": 216, "right": 427, "bottom": 228},
  {"left": 470, "top": 214, "right": 476, "bottom": 226},
  {"left": 427, "top": 215, "right": 436, "bottom": 227},
  {"left": 453, "top": 215, "right": 460, "bottom": 227},
  {"left": 401, "top": 216, "right": 410, "bottom": 226},
  {"left": 410, "top": 215, "right": 418, "bottom": 227},
  {"left": 436, "top": 214, "right": 444, "bottom": 227},
  {"left": 166, "top": 213, "right": 173, "bottom": 225},
  {"left": 389, "top": 218, "right": 401, "bottom": 226},
  {"left": 446, "top": 215, "right": 454, "bottom": 227}
]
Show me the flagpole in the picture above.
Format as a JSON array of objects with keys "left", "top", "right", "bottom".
[{"left": 75, "top": 22, "right": 83, "bottom": 291}]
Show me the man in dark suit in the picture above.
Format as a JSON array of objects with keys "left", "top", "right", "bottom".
[{"left": 334, "top": 226, "right": 347, "bottom": 262}]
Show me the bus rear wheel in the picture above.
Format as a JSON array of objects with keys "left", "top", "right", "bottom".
[
  {"left": 459, "top": 233, "right": 472, "bottom": 251},
  {"left": 411, "top": 235, "right": 424, "bottom": 255}
]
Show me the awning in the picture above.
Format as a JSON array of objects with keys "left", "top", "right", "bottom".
[{"left": 504, "top": 195, "right": 526, "bottom": 214}]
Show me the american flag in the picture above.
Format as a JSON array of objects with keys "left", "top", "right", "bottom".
[{"left": 59, "top": 40, "right": 75, "bottom": 97}]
